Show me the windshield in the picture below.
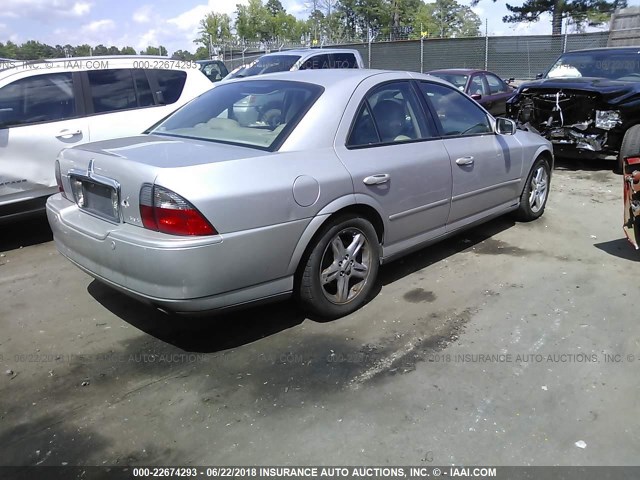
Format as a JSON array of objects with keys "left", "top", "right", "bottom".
[
  {"left": 546, "top": 50, "right": 640, "bottom": 81},
  {"left": 226, "top": 55, "right": 301, "bottom": 79},
  {"left": 428, "top": 73, "right": 468, "bottom": 91},
  {"left": 150, "top": 80, "right": 323, "bottom": 151}
]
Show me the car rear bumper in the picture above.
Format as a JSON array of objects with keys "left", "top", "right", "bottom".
[{"left": 46, "top": 194, "right": 301, "bottom": 313}]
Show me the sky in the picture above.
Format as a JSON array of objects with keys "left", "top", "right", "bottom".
[{"left": 0, "top": 0, "right": 636, "bottom": 54}]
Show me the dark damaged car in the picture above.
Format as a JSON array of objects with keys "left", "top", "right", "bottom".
[{"left": 506, "top": 47, "right": 640, "bottom": 171}]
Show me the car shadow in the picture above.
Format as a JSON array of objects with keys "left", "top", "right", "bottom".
[
  {"left": 89, "top": 216, "right": 516, "bottom": 351},
  {"left": 88, "top": 280, "right": 307, "bottom": 353},
  {"left": 0, "top": 213, "right": 52, "bottom": 253},
  {"left": 594, "top": 238, "right": 640, "bottom": 262},
  {"left": 554, "top": 156, "right": 614, "bottom": 172}
]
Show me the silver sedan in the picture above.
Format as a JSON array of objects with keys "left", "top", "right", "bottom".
[{"left": 46, "top": 69, "right": 553, "bottom": 318}]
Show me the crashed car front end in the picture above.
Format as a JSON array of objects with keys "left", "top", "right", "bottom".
[{"left": 506, "top": 89, "right": 625, "bottom": 160}]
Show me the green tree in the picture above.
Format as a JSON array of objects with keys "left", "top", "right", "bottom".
[
  {"left": 75, "top": 44, "right": 91, "bottom": 56},
  {"left": 140, "top": 46, "right": 167, "bottom": 56},
  {"left": 121, "top": 46, "right": 137, "bottom": 55},
  {"left": 93, "top": 44, "right": 109, "bottom": 56},
  {"left": 194, "top": 46, "right": 210, "bottom": 60},
  {"left": 470, "top": 0, "right": 627, "bottom": 35},
  {"left": 196, "top": 11, "right": 232, "bottom": 51},
  {"left": 172, "top": 49, "right": 195, "bottom": 60}
]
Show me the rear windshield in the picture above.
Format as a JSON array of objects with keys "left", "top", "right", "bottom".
[
  {"left": 227, "top": 55, "right": 301, "bottom": 79},
  {"left": 546, "top": 50, "right": 640, "bottom": 81},
  {"left": 150, "top": 80, "right": 323, "bottom": 151}
]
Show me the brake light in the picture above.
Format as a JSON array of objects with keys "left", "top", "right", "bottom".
[{"left": 139, "top": 184, "right": 217, "bottom": 236}]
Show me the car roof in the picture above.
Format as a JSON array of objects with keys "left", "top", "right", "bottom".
[
  {"left": 428, "top": 68, "right": 486, "bottom": 75},
  {"left": 224, "top": 68, "right": 451, "bottom": 90},
  {"left": 262, "top": 48, "right": 360, "bottom": 57},
  {"left": 564, "top": 47, "right": 640, "bottom": 53},
  {"left": 0, "top": 55, "right": 198, "bottom": 78}
]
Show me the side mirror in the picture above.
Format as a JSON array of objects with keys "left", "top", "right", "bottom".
[
  {"left": 496, "top": 117, "right": 516, "bottom": 135},
  {"left": 471, "top": 93, "right": 482, "bottom": 101},
  {"left": 535, "top": 73, "right": 544, "bottom": 79}
]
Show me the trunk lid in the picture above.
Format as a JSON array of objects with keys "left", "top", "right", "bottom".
[{"left": 58, "top": 134, "right": 271, "bottom": 228}]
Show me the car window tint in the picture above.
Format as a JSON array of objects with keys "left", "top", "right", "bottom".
[
  {"left": 348, "top": 105, "right": 379, "bottom": 146},
  {"left": 348, "top": 81, "right": 434, "bottom": 147},
  {"left": 419, "top": 82, "right": 492, "bottom": 137},
  {"left": 88, "top": 69, "right": 137, "bottom": 113},
  {"left": 0, "top": 72, "right": 75, "bottom": 128},
  {"left": 153, "top": 70, "right": 187, "bottom": 104},
  {"left": 133, "top": 70, "right": 154, "bottom": 107},
  {"left": 203, "top": 63, "right": 223, "bottom": 80},
  {"left": 469, "top": 75, "right": 486, "bottom": 95},
  {"left": 299, "top": 54, "right": 331, "bottom": 70},
  {"left": 332, "top": 53, "right": 358, "bottom": 68},
  {"left": 485, "top": 74, "right": 509, "bottom": 94}
]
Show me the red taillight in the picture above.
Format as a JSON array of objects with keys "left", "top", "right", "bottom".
[{"left": 139, "top": 184, "right": 217, "bottom": 236}]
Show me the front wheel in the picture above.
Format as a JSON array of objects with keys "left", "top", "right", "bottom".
[
  {"left": 516, "top": 157, "right": 550, "bottom": 221},
  {"left": 297, "top": 216, "right": 380, "bottom": 319}
]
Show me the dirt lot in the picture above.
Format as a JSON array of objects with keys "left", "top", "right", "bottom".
[{"left": 1, "top": 160, "right": 639, "bottom": 466}]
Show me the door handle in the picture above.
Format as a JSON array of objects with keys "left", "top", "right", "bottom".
[
  {"left": 455, "top": 156, "right": 474, "bottom": 166},
  {"left": 56, "top": 129, "right": 82, "bottom": 139},
  {"left": 363, "top": 174, "right": 390, "bottom": 185}
]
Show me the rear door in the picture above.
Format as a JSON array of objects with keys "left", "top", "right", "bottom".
[
  {"left": 417, "top": 81, "right": 523, "bottom": 231},
  {"left": 0, "top": 71, "right": 88, "bottom": 206},
  {"left": 335, "top": 77, "right": 452, "bottom": 249}
]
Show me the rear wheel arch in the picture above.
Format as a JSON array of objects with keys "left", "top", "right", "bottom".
[{"left": 288, "top": 202, "right": 385, "bottom": 278}]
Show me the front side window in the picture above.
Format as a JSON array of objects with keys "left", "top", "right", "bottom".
[
  {"left": 419, "top": 82, "right": 492, "bottom": 137},
  {"left": 87, "top": 69, "right": 137, "bottom": 113},
  {"left": 348, "top": 81, "right": 434, "bottom": 147},
  {"left": 0, "top": 72, "right": 75, "bottom": 128},
  {"left": 485, "top": 74, "right": 509, "bottom": 94},
  {"left": 150, "top": 80, "right": 323, "bottom": 151}
]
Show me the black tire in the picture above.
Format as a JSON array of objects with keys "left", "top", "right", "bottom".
[
  {"left": 618, "top": 125, "right": 640, "bottom": 174},
  {"left": 297, "top": 215, "right": 380, "bottom": 319},
  {"left": 516, "top": 156, "right": 551, "bottom": 222}
]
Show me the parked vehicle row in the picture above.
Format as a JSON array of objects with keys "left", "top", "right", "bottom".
[{"left": 47, "top": 70, "right": 553, "bottom": 318}]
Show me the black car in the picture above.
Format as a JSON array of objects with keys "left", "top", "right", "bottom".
[
  {"left": 506, "top": 47, "right": 640, "bottom": 171},
  {"left": 196, "top": 59, "right": 229, "bottom": 83}
]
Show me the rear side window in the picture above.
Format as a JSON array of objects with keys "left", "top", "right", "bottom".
[
  {"left": 0, "top": 72, "right": 76, "bottom": 128},
  {"left": 348, "top": 81, "right": 434, "bottom": 147},
  {"left": 485, "top": 74, "right": 510, "bottom": 94},
  {"left": 153, "top": 70, "right": 187, "bottom": 104},
  {"left": 332, "top": 53, "right": 358, "bottom": 68},
  {"left": 133, "top": 70, "right": 154, "bottom": 107},
  {"left": 300, "top": 54, "right": 331, "bottom": 70},
  {"left": 87, "top": 69, "right": 137, "bottom": 113}
]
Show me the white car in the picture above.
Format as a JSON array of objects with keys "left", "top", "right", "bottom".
[{"left": 0, "top": 56, "right": 212, "bottom": 221}]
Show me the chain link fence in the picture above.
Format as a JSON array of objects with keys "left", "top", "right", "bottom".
[{"left": 221, "top": 31, "right": 610, "bottom": 80}]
